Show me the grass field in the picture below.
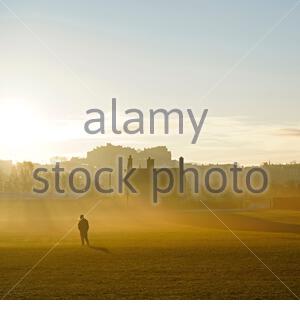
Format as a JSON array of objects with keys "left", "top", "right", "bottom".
[{"left": 0, "top": 197, "right": 299, "bottom": 299}]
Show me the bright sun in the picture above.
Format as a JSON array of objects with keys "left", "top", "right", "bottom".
[{"left": 0, "top": 99, "right": 38, "bottom": 146}]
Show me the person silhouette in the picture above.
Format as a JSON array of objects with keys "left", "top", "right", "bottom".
[{"left": 78, "top": 214, "right": 90, "bottom": 246}]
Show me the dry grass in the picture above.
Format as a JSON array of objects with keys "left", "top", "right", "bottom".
[{"left": 0, "top": 197, "right": 299, "bottom": 299}]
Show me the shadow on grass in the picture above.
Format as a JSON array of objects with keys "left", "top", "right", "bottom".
[{"left": 88, "top": 245, "right": 110, "bottom": 254}]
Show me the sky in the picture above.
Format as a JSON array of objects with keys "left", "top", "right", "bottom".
[{"left": 0, "top": 0, "right": 299, "bottom": 164}]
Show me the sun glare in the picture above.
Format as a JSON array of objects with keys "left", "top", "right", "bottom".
[{"left": 0, "top": 99, "right": 39, "bottom": 146}]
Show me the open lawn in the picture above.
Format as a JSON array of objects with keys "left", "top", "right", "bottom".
[{"left": 0, "top": 197, "right": 299, "bottom": 299}]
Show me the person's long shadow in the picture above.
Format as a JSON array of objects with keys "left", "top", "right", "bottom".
[{"left": 88, "top": 245, "right": 110, "bottom": 254}]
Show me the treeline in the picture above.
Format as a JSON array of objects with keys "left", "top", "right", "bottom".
[
  {"left": 0, "top": 162, "right": 88, "bottom": 194},
  {"left": 0, "top": 162, "right": 34, "bottom": 193}
]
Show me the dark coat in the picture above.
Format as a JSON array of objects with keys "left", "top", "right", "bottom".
[{"left": 78, "top": 218, "right": 89, "bottom": 233}]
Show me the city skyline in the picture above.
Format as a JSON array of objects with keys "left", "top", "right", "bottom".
[{"left": 0, "top": 142, "right": 299, "bottom": 167}]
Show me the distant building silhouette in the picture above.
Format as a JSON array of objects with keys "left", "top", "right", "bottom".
[
  {"left": 127, "top": 155, "right": 133, "bottom": 170},
  {"left": 86, "top": 143, "right": 174, "bottom": 168}
]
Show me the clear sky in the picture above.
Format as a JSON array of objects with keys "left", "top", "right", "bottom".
[{"left": 0, "top": 0, "right": 299, "bottom": 164}]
